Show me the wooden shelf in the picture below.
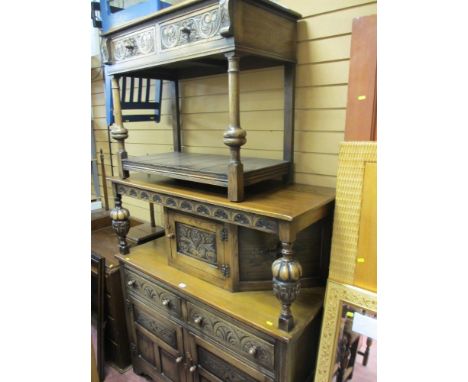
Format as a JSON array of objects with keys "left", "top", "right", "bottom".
[{"left": 123, "top": 152, "right": 289, "bottom": 187}]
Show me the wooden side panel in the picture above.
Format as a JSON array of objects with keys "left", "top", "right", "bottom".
[
  {"left": 344, "top": 15, "right": 377, "bottom": 141},
  {"left": 238, "top": 1, "right": 296, "bottom": 60},
  {"left": 353, "top": 162, "right": 377, "bottom": 291}
]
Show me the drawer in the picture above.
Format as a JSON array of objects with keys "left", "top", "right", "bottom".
[
  {"left": 111, "top": 25, "right": 156, "bottom": 63},
  {"left": 186, "top": 302, "right": 275, "bottom": 372},
  {"left": 158, "top": 4, "right": 224, "bottom": 52},
  {"left": 123, "top": 266, "right": 182, "bottom": 319},
  {"left": 132, "top": 299, "right": 183, "bottom": 352}
]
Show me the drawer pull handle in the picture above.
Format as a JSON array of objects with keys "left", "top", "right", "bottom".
[
  {"left": 161, "top": 298, "right": 171, "bottom": 307},
  {"left": 248, "top": 346, "right": 258, "bottom": 356},
  {"left": 127, "top": 280, "right": 136, "bottom": 287},
  {"left": 166, "top": 233, "right": 175, "bottom": 239},
  {"left": 193, "top": 315, "right": 203, "bottom": 325},
  {"left": 175, "top": 356, "right": 183, "bottom": 364},
  {"left": 189, "top": 365, "right": 197, "bottom": 373},
  {"left": 180, "top": 26, "right": 191, "bottom": 35}
]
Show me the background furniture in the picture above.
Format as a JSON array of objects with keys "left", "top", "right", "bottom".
[
  {"left": 91, "top": 252, "right": 106, "bottom": 382},
  {"left": 101, "top": 0, "right": 301, "bottom": 201},
  {"left": 314, "top": 141, "right": 377, "bottom": 382},
  {"left": 91, "top": 211, "right": 165, "bottom": 372},
  {"left": 344, "top": 15, "right": 377, "bottom": 142}
]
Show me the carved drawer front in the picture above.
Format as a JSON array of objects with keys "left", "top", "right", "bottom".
[
  {"left": 167, "top": 210, "right": 234, "bottom": 290},
  {"left": 127, "top": 298, "right": 185, "bottom": 382},
  {"left": 124, "top": 266, "right": 182, "bottom": 319},
  {"left": 158, "top": 4, "right": 225, "bottom": 52},
  {"left": 110, "top": 25, "right": 156, "bottom": 63},
  {"left": 187, "top": 331, "right": 273, "bottom": 382},
  {"left": 133, "top": 303, "right": 180, "bottom": 350},
  {"left": 186, "top": 302, "right": 275, "bottom": 372}
]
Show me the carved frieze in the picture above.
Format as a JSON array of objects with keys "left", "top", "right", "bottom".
[
  {"left": 160, "top": 7, "right": 222, "bottom": 50},
  {"left": 115, "top": 184, "right": 279, "bottom": 234},
  {"left": 112, "top": 27, "right": 156, "bottom": 62},
  {"left": 176, "top": 222, "right": 217, "bottom": 265},
  {"left": 187, "top": 304, "right": 274, "bottom": 370}
]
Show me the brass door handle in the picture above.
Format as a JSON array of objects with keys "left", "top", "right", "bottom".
[
  {"left": 161, "top": 298, "right": 171, "bottom": 307},
  {"left": 248, "top": 346, "right": 258, "bottom": 356},
  {"left": 193, "top": 315, "right": 203, "bottom": 325},
  {"left": 166, "top": 233, "right": 175, "bottom": 239}
]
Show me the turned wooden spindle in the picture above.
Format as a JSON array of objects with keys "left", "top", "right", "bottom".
[
  {"left": 110, "top": 193, "right": 130, "bottom": 255},
  {"left": 110, "top": 76, "right": 129, "bottom": 179},
  {"left": 272, "top": 241, "right": 303, "bottom": 332},
  {"left": 224, "top": 53, "right": 246, "bottom": 202}
]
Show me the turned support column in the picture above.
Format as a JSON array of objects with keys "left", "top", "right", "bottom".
[
  {"left": 110, "top": 76, "right": 129, "bottom": 179},
  {"left": 272, "top": 240, "right": 303, "bottom": 332},
  {"left": 224, "top": 53, "right": 246, "bottom": 202},
  {"left": 110, "top": 193, "right": 130, "bottom": 255}
]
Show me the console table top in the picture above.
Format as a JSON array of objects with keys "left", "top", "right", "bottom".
[{"left": 109, "top": 174, "right": 335, "bottom": 223}]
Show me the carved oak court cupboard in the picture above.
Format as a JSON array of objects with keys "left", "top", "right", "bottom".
[
  {"left": 109, "top": 174, "right": 335, "bottom": 381},
  {"left": 102, "top": 1, "right": 337, "bottom": 380}
]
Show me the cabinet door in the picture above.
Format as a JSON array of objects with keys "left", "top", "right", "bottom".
[
  {"left": 128, "top": 298, "right": 187, "bottom": 382},
  {"left": 167, "top": 210, "right": 234, "bottom": 290},
  {"left": 185, "top": 330, "right": 273, "bottom": 382}
]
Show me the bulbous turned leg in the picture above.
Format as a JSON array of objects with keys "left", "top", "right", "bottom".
[
  {"left": 110, "top": 194, "right": 130, "bottom": 255},
  {"left": 272, "top": 242, "right": 302, "bottom": 332}
]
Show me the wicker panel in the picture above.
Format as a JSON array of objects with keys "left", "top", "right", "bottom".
[{"left": 329, "top": 142, "right": 377, "bottom": 284}]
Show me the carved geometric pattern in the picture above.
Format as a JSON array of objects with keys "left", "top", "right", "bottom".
[
  {"left": 112, "top": 26, "right": 155, "bottom": 62},
  {"left": 329, "top": 142, "right": 377, "bottom": 284},
  {"left": 160, "top": 6, "right": 222, "bottom": 50},
  {"left": 233, "top": 213, "right": 250, "bottom": 226},
  {"left": 125, "top": 268, "right": 182, "bottom": 318},
  {"left": 115, "top": 184, "right": 278, "bottom": 234},
  {"left": 314, "top": 280, "right": 377, "bottom": 382},
  {"left": 134, "top": 308, "right": 178, "bottom": 349},
  {"left": 187, "top": 303, "right": 274, "bottom": 371},
  {"left": 198, "top": 348, "right": 256, "bottom": 382},
  {"left": 176, "top": 222, "right": 217, "bottom": 265}
]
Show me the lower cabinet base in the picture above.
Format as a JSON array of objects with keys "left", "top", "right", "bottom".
[{"left": 121, "top": 262, "right": 324, "bottom": 382}]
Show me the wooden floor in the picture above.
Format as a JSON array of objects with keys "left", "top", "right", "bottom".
[{"left": 123, "top": 152, "right": 289, "bottom": 186}]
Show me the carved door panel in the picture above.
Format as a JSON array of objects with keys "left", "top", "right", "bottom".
[
  {"left": 167, "top": 210, "right": 234, "bottom": 290},
  {"left": 127, "top": 298, "right": 187, "bottom": 382},
  {"left": 185, "top": 330, "right": 272, "bottom": 382}
]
